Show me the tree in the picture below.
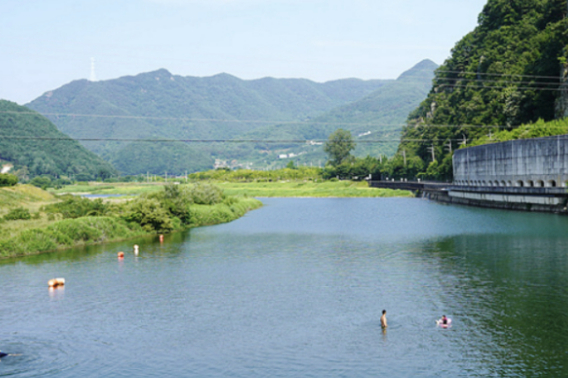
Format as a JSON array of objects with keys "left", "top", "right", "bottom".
[
  {"left": 0, "top": 173, "right": 18, "bottom": 187},
  {"left": 324, "top": 129, "right": 356, "bottom": 166},
  {"left": 285, "top": 160, "right": 297, "bottom": 169}
]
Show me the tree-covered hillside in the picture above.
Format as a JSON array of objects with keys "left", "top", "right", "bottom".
[
  {"left": 395, "top": 0, "right": 568, "bottom": 180},
  {"left": 236, "top": 60, "right": 437, "bottom": 165},
  {"left": 0, "top": 100, "right": 117, "bottom": 180},
  {"left": 26, "top": 70, "right": 390, "bottom": 174}
]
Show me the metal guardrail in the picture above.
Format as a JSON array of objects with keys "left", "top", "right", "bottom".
[
  {"left": 369, "top": 180, "right": 568, "bottom": 197},
  {"left": 368, "top": 180, "right": 449, "bottom": 192}
]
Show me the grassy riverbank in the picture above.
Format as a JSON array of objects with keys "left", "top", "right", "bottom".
[
  {"left": 215, "top": 180, "right": 412, "bottom": 197},
  {"left": 0, "top": 184, "right": 262, "bottom": 259},
  {"left": 51, "top": 180, "right": 413, "bottom": 198}
]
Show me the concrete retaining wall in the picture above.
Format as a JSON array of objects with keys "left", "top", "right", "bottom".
[{"left": 453, "top": 135, "right": 568, "bottom": 188}]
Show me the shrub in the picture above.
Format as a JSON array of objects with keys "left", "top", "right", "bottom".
[
  {"left": 4, "top": 207, "right": 31, "bottom": 221},
  {"left": 123, "top": 198, "right": 173, "bottom": 233},
  {"left": 191, "top": 183, "right": 224, "bottom": 205},
  {"left": 0, "top": 173, "right": 18, "bottom": 187},
  {"left": 43, "top": 195, "right": 109, "bottom": 219},
  {"left": 29, "top": 176, "right": 52, "bottom": 189}
]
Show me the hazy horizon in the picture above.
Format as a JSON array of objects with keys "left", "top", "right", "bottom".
[{"left": 2, "top": 0, "right": 487, "bottom": 104}]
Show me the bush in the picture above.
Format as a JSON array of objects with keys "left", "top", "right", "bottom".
[
  {"left": 4, "top": 207, "right": 32, "bottom": 221},
  {"left": 43, "top": 195, "right": 110, "bottom": 219},
  {"left": 123, "top": 198, "right": 173, "bottom": 233},
  {"left": 191, "top": 183, "right": 224, "bottom": 205},
  {"left": 0, "top": 173, "right": 18, "bottom": 187},
  {"left": 29, "top": 176, "right": 52, "bottom": 189}
]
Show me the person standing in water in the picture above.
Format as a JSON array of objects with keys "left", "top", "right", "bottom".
[{"left": 380, "top": 310, "right": 387, "bottom": 328}]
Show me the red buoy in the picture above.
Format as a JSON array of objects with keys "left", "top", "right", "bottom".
[{"left": 118, "top": 251, "right": 124, "bottom": 258}]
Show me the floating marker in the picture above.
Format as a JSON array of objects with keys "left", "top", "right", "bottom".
[
  {"left": 118, "top": 251, "right": 124, "bottom": 258},
  {"left": 47, "top": 278, "right": 65, "bottom": 288}
]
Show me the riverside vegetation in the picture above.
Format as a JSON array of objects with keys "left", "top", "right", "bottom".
[
  {"left": 0, "top": 182, "right": 261, "bottom": 258},
  {"left": 49, "top": 165, "right": 412, "bottom": 198}
]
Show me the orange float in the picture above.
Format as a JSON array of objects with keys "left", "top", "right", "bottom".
[
  {"left": 118, "top": 251, "right": 125, "bottom": 258},
  {"left": 47, "top": 278, "right": 65, "bottom": 288}
]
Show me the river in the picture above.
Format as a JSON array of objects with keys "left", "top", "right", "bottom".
[{"left": 2, "top": 198, "right": 568, "bottom": 377}]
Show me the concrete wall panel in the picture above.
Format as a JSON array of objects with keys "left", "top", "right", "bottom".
[{"left": 453, "top": 135, "right": 568, "bottom": 187}]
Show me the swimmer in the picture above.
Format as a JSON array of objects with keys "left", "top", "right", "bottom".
[
  {"left": 436, "top": 315, "right": 452, "bottom": 327},
  {"left": 380, "top": 309, "right": 387, "bottom": 328},
  {"left": 0, "top": 352, "right": 21, "bottom": 358}
]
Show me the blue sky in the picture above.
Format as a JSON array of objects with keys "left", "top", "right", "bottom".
[{"left": 1, "top": 0, "right": 488, "bottom": 104}]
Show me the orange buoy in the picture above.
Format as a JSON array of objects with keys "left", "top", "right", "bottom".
[
  {"left": 48, "top": 278, "right": 65, "bottom": 288},
  {"left": 118, "top": 251, "right": 125, "bottom": 258},
  {"left": 159, "top": 235, "right": 164, "bottom": 243}
]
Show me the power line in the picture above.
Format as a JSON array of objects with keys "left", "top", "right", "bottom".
[
  {"left": 436, "top": 83, "right": 565, "bottom": 92},
  {"left": 436, "top": 70, "right": 565, "bottom": 80},
  {"left": 434, "top": 76, "right": 561, "bottom": 87},
  {"left": 0, "top": 110, "right": 543, "bottom": 129},
  {"left": 3, "top": 135, "right": 568, "bottom": 144},
  {"left": 0, "top": 110, "right": 405, "bottom": 127}
]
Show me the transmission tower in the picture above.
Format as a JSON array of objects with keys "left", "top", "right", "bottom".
[{"left": 90, "top": 57, "right": 97, "bottom": 82}]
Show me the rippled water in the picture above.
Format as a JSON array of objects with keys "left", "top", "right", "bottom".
[{"left": 2, "top": 198, "right": 568, "bottom": 377}]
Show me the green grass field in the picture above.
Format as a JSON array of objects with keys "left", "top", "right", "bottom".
[
  {"left": 51, "top": 180, "right": 413, "bottom": 198},
  {"left": 215, "top": 180, "right": 413, "bottom": 197}
]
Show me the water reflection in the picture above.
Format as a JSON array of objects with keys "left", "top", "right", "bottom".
[
  {"left": 48, "top": 286, "right": 65, "bottom": 300},
  {"left": 0, "top": 228, "right": 192, "bottom": 267},
  {"left": 414, "top": 233, "right": 568, "bottom": 376}
]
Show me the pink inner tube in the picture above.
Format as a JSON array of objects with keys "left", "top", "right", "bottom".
[{"left": 437, "top": 318, "right": 452, "bottom": 327}]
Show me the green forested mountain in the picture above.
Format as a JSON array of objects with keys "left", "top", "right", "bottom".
[
  {"left": 395, "top": 0, "right": 568, "bottom": 180},
  {"left": 0, "top": 100, "right": 117, "bottom": 180},
  {"left": 26, "top": 60, "right": 436, "bottom": 175},
  {"left": 26, "top": 70, "right": 389, "bottom": 174},
  {"left": 239, "top": 60, "right": 438, "bottom": 165}
]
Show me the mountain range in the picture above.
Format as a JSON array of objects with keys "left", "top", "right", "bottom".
[{"left": 26, "top": 59, "right": 437, "bottom": 175}]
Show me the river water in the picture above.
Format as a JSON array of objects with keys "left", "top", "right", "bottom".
[{"left": 2, "top": 198, "right": 568, "bottom": 377}]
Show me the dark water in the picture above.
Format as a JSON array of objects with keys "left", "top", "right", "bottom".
[{"left": 2, "top": 198, "right": 568, "bottom": 377}]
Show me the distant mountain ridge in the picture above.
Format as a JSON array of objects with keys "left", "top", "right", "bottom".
[
  {"left": 241, "top": 59, "right": 438, "bottom": 160},
  {"left": 26, "top": 61, "right": 436, "bottom": 175}
]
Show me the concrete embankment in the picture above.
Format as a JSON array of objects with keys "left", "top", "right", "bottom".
[
  {"left": 371, "top": 135, "right": 568, "bottom": 214},
  {"left": 369, "top": 180, "right": 568, "bottom": 214}
]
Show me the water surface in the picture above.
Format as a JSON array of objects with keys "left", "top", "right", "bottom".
[{"left": 2, "top": 198, "right": 568, "bottom": 377}]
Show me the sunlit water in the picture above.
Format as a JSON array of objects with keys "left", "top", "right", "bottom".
[{"left": 2, "top": 198, "right": 568, "bottom": 377}]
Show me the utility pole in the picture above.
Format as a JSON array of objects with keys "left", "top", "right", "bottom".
[
  {"left": 427, "top": 145, "right": 436, "bottom": 162},
  {"left": 459, "top": 135, "right": 467, "bottom": 147},
  {"left": 445, "top": 140, "right": 452, "bottom": 154}
]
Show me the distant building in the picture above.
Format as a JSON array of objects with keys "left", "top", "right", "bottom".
[
  {"left": 1, "top": 164, "right": 13, "bottom": 174},
  {"left": 214, "top": 159, "right": 228, "bottom": 169}
]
